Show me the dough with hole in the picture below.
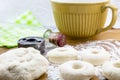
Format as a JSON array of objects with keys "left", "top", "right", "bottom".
[
  {"left": 102, "top": 60, "right": 120, "bottom": 80},
  {"left": 80, "top": 48, "right": 110, "bottom": 66},
  {"left": 59, "top": 60, "right": 95, "bottom": 80},
  {"left": 46, "top": 47, "right": 78, "bottom": 64}
]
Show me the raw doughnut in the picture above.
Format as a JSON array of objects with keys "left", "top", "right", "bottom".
[
  {"left": 102, "top": 60, "right": 120, "bottom": 80},
  {"left": 59, "top": 60, "right": 95, "bottom": 80},
  {"left": 80, "top": 48, "right": 110, "bottom": 66},
  {"left": 0, "top": 47, "right": 49, "bottom": 80},
  {"left": 46, "top": 47, "right": 78, "bottom": 64}
]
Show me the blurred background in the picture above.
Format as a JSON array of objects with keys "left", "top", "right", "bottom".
[
  {"left": 0, "top": 0, "right": 55, "bottom": 26},
  {"left": 0, "top": 0, "right": 119, "bottom": 28}
]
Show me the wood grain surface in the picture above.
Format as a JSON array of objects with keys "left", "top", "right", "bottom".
[
  {"left": 66, "top": 29, "right": 120, "bottom": 45},
  {"left": 0, "top": 29, "right": 120, "bottom": 80}
]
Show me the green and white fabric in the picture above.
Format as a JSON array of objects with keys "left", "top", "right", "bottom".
[
  {"left": 0, "top": 24, "right": 47, "bottom": 48},
  {"left": 15, "top": 10, "right": 41, "bottom": 26},
  {"left": 0, "top": 11, "right": 46, "bottom": 48}
]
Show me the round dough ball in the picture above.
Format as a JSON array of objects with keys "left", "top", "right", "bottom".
[
  {"left": 80, "top": 48, "right": 111, "bottom": 66},
  {"left": 46, "top": 47, "right": 78, "bottom": 64},
  {"left": 0, "top": 47, "right": 49, "bottom": 80},
  {"left": 102, "top": 60, "right": 120, "bottom": 80},
  {"left": 59, "top": 60, "right": 95, "bottom": 80}
]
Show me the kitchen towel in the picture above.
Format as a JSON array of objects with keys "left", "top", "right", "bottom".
[{"left": 0, "top": 10, "right": 46, "bottom": 48}]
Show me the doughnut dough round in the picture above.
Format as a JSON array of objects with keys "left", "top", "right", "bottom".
[
  {"left": 46, "top": 47, "right": 78, "bottom": 64},
  {"left": 59, "top": 60, "right": 95, "bottom": 80},
  {"left": 0, "top": 47, "right": 49, "bottom": 80},
  {"left": 80, "top": 48, "right": 110, "bottom": 66},
  {"left": 102, "top": 60, "right": 120, "bottom": 80}
]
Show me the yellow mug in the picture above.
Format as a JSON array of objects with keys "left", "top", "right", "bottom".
[{"left": 51, "top": 0, "right": 118, "bottom": 39}]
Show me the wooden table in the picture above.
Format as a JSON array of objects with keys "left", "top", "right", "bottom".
[
  {"left": 67, "top": 29, "right": 120, "bottom": 45},
  {"left": 0, "top": 29, "right": 120, "bottom": 80}
]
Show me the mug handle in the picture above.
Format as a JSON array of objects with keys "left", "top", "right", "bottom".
[{"left": 96, "top": 4, "right": 118, "bottom": 34}]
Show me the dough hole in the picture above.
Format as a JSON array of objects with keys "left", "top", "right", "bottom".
[
  {"left": 114, "top": 62, "right": 120, "bottom": 68},
  {"left": 72, "top": 64, "right": 82, "bottom": 69},
  {"left": 19, "top": 60, "right": 24, "bottom": 63},
  {"left": 92, "top": 51, "right": 98, "bottom": 54},
  {"left": 57, "top": 48, "right": 67, "bottom": 52}
]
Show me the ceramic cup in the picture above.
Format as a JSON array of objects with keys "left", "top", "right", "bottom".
[{"left": 51, "top": 0, "right": 118, "bottom": 39}]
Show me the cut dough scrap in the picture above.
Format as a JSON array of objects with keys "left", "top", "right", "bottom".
[
  {"left": 0, "top": 47, "right": 49, "bottom": 80},
  {"left": 46, "top": 47, "right": 78, "bottom": 64}
]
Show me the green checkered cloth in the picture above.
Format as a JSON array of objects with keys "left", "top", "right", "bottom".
[
  {"left": 0, "top": 11, "right": 46, "bottom": 48},
  {"left": 15, "top": 10, "right": 41, "bottom": 26},
  {"left": 0, "top": 24, "right": 47, "bottom": 48}
]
